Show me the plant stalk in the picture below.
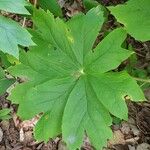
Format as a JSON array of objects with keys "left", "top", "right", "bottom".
[{"left": 133, "top": 77, "right": 150, "bottom": 83}]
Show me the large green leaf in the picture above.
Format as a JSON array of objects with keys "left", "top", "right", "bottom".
[
  {"left": 38, "top": 0, "right": 62, "bottom": 17},
  {"left": 0, "top": 0, "right": 30, "bottom": 14},
  {"left": 0, "top": 67, "right": 14, "bottom": 95},
  {"left": 0, "top": 15, "right": 35, "bottom": 58},
  {"left": 108, "top": 0, "right": 150, "bottom": 41},
  {"left": 8, "top": 7, "right": 145, "bottom": 150}
]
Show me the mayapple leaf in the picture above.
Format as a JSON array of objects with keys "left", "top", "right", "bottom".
[
  {"left": 108, "top": 0, "right": 150, "bottom": 41},
  {"left": 84, "top": 28, "right": 133, "bottom": 74},
  {"left": 0, "top": 0, "right": 30, "bottom": 15},
  {"left": 0, "top": 15, "right": 35, "bottom": 58},
  {"left": 8, "top": 7, "right": 145, "bottom": 150}
]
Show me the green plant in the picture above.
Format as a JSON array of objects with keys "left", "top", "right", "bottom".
[
  {"left": 0, "top": 0, "right": 34, "bottom": 96},
  {"left": 83, "top": 0, "right": 99, "bottom": 10},
  {"left": 108, "top": 0, "right": 150, "bottom": 41},
  {"left": 0, "top": 0, "right": 30, "bottom": 15},
  {"left": 8, "top": 7, "right": 145, "bottom": 150},
  {"left": 0, "top": 108, "right": 11, "bottom": 120},
  {"left": 83, "top": 0, "right": 150, "bottom": 41},
  {"left": 0, "top": 67, "right": 14, "bottom": 95},
  {"left": 0, "top": 0, "right": 34, "bottom": 58},
  {"left": 0, "top": 15, "right": 34, "bottom": 58},
  {"left": 38, "top": 0, "right": 63, "bottom": 17}
]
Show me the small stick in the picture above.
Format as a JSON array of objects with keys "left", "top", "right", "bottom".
[
  {"left": 22, "top": 17, "right": 26, "bottom": 27},
  {"left": 22, "top": 0, "right": 30, "bottom": 27},
  {"left": 34, "top": 0, "right": 37, "bottom": 7},
  {"left": 133, "top": 77, "right": 150, "bottom": 83}
]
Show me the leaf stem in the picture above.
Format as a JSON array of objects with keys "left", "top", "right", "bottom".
[
  {"left": 22, "top": 17, "right": 26, "bottom": 27},
  {"left": 133, "top": 77, "right": 150, "bottom": 83},
  {"left": 22, "top": 0, "right": 30, "bottom": 27},
  {"left": 34, "top": 0, "right": 37, "bottom": 7}
]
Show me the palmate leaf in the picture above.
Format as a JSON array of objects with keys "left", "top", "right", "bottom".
[
  {"left": 108, "top": 0, "right": 150, "bottom": 41},
  {"left": 0, "top": 15, "right": 35, "bottom": 58},
  {"left": 8, "top": 7, "right": 145, "bottom": 150},
  {"left": 0, "top": 0, "right": 30, "bottom": 15}
]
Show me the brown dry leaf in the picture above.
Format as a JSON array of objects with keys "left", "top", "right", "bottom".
[
  {"left": 136, "top": 106, "right": 150, "bottom": 134},
  {"left": 65, "top": 1, "right": 82, "bottom": 17},
  {"left": 19, "top": 115, "right": 39, "bottom": 131},
  {"left": 113, "top": 144, "right": 129, "bottom": 150},
  {"left": 128, "top": 145, "right": 136, "bottom": 150},
  {"left": 0, "top": 127, "right": 3, "bottom": 142},
  {"left": 13, "top": 113, "right": 20, "bottom": 127},
  {"left": 19, "top": 128, "right": 24, "bottom": 142},
  {"left": 108, "top": 130, "right": 125, "bottom": 147},
  {"left": 136, "top": 143, "right": 150, "bottom": 150},
  {"left": 13, "top": 113, "right": 39, "bottom": 130},
  {"left": 144, "top": 89, "right": 150, "bottom": 100},
  {"left": 58, "top": 141, "right": 68, "bottom": 150},
  {"left": 82, "top": 136, "right": 93, "bottom": 150},
  {"left": 24, "top": 131, "right": 34, "bottom": 144},
  {"left": 125, "top": 137, "right": 139, "bottom": 144},
  {"left": 130, "top": 124, "right": 140, "bottom": 136},
  {"left": 58, "top": 0, "right": 65, "bottom": 8},
  {"left": 1, "top": 120, "right": 10, "bottom": 130},
  {"left": 121, "top": 122, "right": 131, "bottom": 135}
]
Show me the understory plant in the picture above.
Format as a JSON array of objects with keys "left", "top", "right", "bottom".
[
  {"left": 0, "top": 0, "right": 150, "bottom": 150},
  {"left": 0, "top": 108, "right": 11, "bottom": 120},
  {"left": 0, "top": 0, "right": 34, "bottom": 58}
]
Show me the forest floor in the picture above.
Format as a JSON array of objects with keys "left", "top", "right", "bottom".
[
  {"left": 0, "top": 0, "right": 150, "bottom": 150},
  {"left": 0, "top": 94, "right": 150, "bottom": 150}
]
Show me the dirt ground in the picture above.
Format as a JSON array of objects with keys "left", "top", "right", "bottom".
[{"left": 0, "top": 90, "right": 150, "bottom": 150}]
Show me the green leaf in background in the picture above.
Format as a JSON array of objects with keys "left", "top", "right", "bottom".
[
  {"left": 8, "top": 7, "right": 145, "bottom": 150},
  {"left": 0, "top": 51, "right": 20, "bottom": 68},
  {"left": 0, "top": 67, "right": 15, "bottom": 95},
  {"left": 83, "top": 0, "right": 99, "bottom": 10},
  {"left": 0, "top": 108, "right": 11, "bottom": 120},
  {"left": 0, "top": 0, "right": 30, "bottom": 15},
  {"left": 108, "top": 0, "right": 150, "bottom": 41},
  {"left": 6, "top": 54, "right": 20, "bottom": 65},
  {"left": 0, "top": 51, "right": 11, "bottom": 68},
  {"left": 0, "top": 15, "right": 35, "bottom": 58},
  {"left": 38, "top": 0, "right": 62, "bottom": 17}
]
